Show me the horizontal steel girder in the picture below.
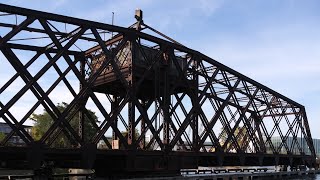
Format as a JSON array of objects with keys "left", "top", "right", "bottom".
[{"left": 0, "top": 3, "right": 316, "bottom": 171}]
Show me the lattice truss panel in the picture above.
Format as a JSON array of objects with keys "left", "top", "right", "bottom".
[{"left": 0, "top": 4, "right": 315, "bottom": 158}]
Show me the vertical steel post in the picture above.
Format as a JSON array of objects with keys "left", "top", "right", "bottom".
[
  {"left": 154, "top": 56, "right": 160, "bottom": 132},
  {"left": 191, "top": 57, "right": 199, "bottom": 151},
  {"left": 253, "top": 113, "right": 266, "bottom": 153},
  {"left": 78, "top": 54, "right": 86, "bottom": 144},
  {"left": 128, "top": 41, "right": 135, "bottom": 147},
  {"left": 162, "top": 48, "right": 170, "bottom": 150},
  {"left": 128, "top": 101, "right": 135, "bottom": 146},
  {"left": 140, "top": 100, "right": 146, "bottom": 149},
  {"left": 112, "top": 95, "right": 119, "bottom": 141}
]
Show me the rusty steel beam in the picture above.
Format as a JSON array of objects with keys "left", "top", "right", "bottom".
[
  {"left": 0, "top": 3, "right": 316, "bottom": 175},
  {"left": 0, "top": 3, "right": 306, "bottom": 108}
]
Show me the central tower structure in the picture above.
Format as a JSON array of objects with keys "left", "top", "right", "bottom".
[{"left": 85, "top": 10, "right": 197, "bottom": 149}]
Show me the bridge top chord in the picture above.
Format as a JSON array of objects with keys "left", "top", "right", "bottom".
[{"left": 0, "top": 3, "right": 316, "bottom": 176}]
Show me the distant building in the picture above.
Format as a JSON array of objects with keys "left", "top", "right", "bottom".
[
  {"left": 266, "top": 136, "right": 320, "bottom": 157},
  {"left": 0, "top": 122, "right": 32, "bottom": 145},
  {"left": 173, "top": 136, "right": 320, "bottom": 156},
  {"left": 311, "top": 138, "right": 320, "bottom": 158}
]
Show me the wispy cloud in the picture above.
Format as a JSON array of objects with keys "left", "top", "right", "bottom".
[
  {"left": 190, "top": 19, "right": 320, "bottom": 136},
  {"left": 193, "top": 21, "right": 320, "bottom": 92}
]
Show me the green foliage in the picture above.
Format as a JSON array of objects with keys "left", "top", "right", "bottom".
[
  {"left": 30, "top": 102, "right": 98, "bottom": 148},
  {"left": 116, "top": 129, "right": 140, "bottom": 149},
  {"left": 219, "top": 126, "right": 248, "bottom": 151},
  {"left": 121, "top": 129, "right": 140, "bottom": 140},
  {"left": 0, "top": 132, "right": 5, "bottom": 142}
]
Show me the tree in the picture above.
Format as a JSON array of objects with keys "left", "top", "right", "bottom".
[
  {"left": 30, "top": 102, "right": 99, "bottom": 148},
  {"left": 219, "top": 126, "right": 248, "bottom": 152},
  {"left": 117, "top": 129, "right": 141, "bottom": 149},
  {"left": 121, "top": 129, "right": 140, "bottom": 140},
  {"left": 0, "top": 132, "right": 5, "bottom": 142}
]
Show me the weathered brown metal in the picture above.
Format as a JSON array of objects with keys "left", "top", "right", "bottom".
[{"left": 0, "top": 3, "right": 317, "bottom": 177}]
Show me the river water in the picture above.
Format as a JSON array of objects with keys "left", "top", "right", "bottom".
[
  {"left": 197, "top": 166, "right": 320, "bottom": 179},
  {"left": 257, "top": 174, "right": 320, "bottom": 179}
]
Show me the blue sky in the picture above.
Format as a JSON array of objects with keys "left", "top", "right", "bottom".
[{"left": 1, "top": 0, "right": 320, "bottom": 138}]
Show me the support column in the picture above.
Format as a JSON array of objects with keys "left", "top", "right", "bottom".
[
  {"left": 254, "top": 113, "right": 266, "bottom": 153},
  {"left": 128, "top": 40, "right": 136, "bottom": 148},
  {"left": 78, "top": 54, "right": 86, "bottom": 144},
  {"left": 111, "top": 95, "right": 119, "bottom": 141},
  {"left": 191, "top": 57, "right": 199, "bottom": 151},
  {"left": 162, "top": 48, "right": 171, "bottom": 150},
  {"left": 128, "top": 101, "right": 135, "bottom": 146},
  {"left": 140, "top": 100, "right": 146, "bottom": 149}
]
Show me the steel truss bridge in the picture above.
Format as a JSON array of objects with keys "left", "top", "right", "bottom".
[{"left": 0, "top": 4, "right": 316, "bottom": 177}]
